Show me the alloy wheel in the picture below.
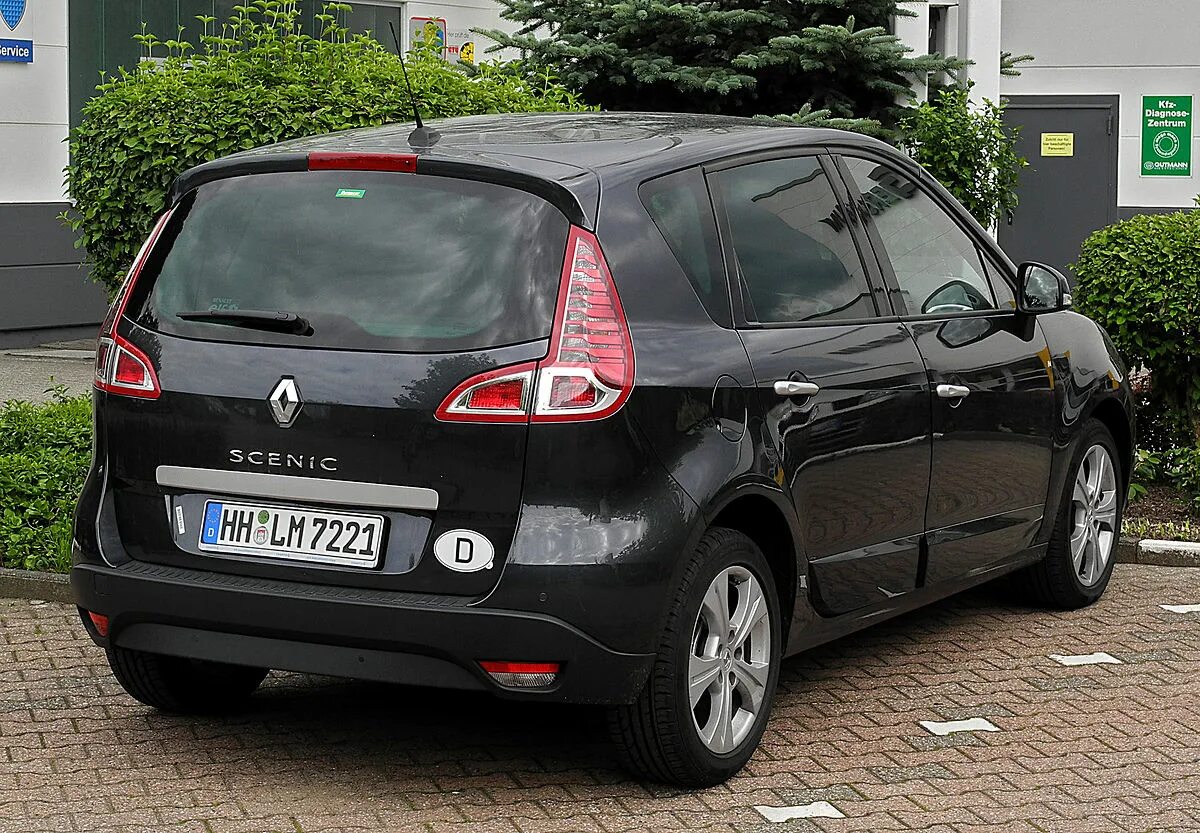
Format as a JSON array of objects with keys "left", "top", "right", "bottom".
[
  {"left": 689, "top": 566, "right": 772, "bottom": 754},
  {"left": 1070, "top": 444, "right": 1119, "bottom": 587}
]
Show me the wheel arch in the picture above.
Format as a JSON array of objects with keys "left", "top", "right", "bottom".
[
  {"left": 1090, "top": 396, "right": 1133, "bottom": 489},
  {"left": 707, "top": 489, "right": 801, "bottom": 646}
]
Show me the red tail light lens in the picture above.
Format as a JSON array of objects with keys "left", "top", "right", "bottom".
[
  {"left": 94, "top": 209, "right": 171, "bottom": 400},
  {"left": 435, "top": 226, "right": 634, "bottom": 423},
  {"left": 435, "top": 364, "right": 535, "bottom": 423}
]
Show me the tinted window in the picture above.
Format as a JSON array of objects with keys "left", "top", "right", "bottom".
[
  {"left": 640, "top": 170, "right": 727, "bottom": 323},
  {"left": 842, "top": 157, "right": 996, "bottom": 316},
  {"left": 133, "top": 171, "right": 570, "bottom": 352},
  {"left": 712, "top": 157, "right": 874, "bottom": 324}
]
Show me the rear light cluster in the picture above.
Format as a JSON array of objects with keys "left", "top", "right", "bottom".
[
  {"left": 479, "top": 660, "right": 560, "bottom": 688},
  {"left": 436, "top": 227, "right": 635, "bottom": 424},
  {"left": 95, "top": 210, "right": 172, "bottom": 400}
]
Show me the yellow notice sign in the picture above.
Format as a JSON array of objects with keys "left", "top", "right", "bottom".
[{"left": 1041, "top": 133, "right": 1075, "bottom": 157}]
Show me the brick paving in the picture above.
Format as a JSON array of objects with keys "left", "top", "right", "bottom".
[{"left": 2, "top": 564, "right": 1198, "bottom": 833}]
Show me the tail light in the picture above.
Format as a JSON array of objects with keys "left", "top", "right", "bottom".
[
  {"left": 479, "top": 660, "right": 560, "bottom": 688},
  {"left": 94, "top": 210, "right": 172, "bottom": 400},
  {"left": 436, "top": 227, "right": 634, "bottom": 423}
]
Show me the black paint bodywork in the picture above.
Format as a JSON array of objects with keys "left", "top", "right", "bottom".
[{"left": 72, "top": 113, "right": 1134, "bottom": 704}]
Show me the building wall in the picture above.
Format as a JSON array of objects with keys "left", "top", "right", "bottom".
[
  {"left": 999, "top": 0, "right": 1200, "bottom": 209},
  {"left": 0, "top": 0, "right": 107, "bottom": 339}
]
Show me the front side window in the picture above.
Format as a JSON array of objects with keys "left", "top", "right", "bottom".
[
  {"left": 841, "top": 157, "right": 996, "bottom": 316},
  {"left": 711, "top": 156, "right": 875, "bottom": 325}
]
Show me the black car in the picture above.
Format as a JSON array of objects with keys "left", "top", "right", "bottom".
[{"left": 73, "top": 112, "right": 1133, "bottom": 787}]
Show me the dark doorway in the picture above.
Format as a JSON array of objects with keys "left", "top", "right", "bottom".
[{"left": 1000, "top": 95, "right": 1119, "bottom": 282}]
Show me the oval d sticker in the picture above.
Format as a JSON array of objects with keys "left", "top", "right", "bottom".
[{"left": 433, "top": 529, "right": 495, "bottom": 572}]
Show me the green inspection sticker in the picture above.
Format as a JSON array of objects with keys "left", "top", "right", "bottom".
[{"left": 335, "top": 188, "right": 366, "bottom": 199}]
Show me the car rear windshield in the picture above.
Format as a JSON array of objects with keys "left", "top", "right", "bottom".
[{"left": 131, "top": 170, "right": 570, "bottom": 352}]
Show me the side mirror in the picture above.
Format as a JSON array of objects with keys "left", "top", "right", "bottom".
[{"left": 1017, "top": 262, "right": 1072, "bottom": 314}]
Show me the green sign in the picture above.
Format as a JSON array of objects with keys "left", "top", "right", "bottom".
[
  {"left": 1141, "top": 95, "right": 1192, "bottom": 177},
  {"left": 334, "top": 188, "right": 366, "bottom": 199}
]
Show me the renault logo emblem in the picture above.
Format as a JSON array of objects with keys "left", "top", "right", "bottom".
[{"left": 268, "top": 377, "right": 303, "bottom": 428}]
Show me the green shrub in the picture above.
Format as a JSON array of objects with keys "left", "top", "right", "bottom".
[
  {"left": 0, "top": 394, "right": 93, "bottom": 573},
  {"left": 1163, "top": 446, "right": 1200, "bottom": 510},
  {"left": 64, "top": 0, "right": 588, "bottom": 294},
  {"left": 899, "top": 86, "right": 1026, "bottom": 228},
  {"left": 1075, "top": 211, "right": 1200, "bottom": 445}
]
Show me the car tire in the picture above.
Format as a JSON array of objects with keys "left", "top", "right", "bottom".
[
  {"left": 607, "top": 527, "right": 782, "bottom": 787},
  {"left": 1015, "top": 419, "right": 1123, "bottom": 610},
  {"left": 107, "top": 646, "right": 268, "bottom": 713}
]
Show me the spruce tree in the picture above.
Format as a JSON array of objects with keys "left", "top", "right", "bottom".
[{"left": 478, "top": 0, "right": 965, "bottom": 134}]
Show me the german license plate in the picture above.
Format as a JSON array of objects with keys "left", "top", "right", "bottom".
[{"left": 198, "top": 500, "right": 384, "bottom": 568}]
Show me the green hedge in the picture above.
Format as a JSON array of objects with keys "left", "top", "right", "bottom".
[
  {"left": 0, "top": 395, "right": 93, "bottom": 573},
  {"left": 64, "top": 0, "right": 587, "bottom": 294},
  {"left": 1075, "top": 210, "right": 1200, "bottom": 446}
]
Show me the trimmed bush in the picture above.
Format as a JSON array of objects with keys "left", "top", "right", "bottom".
[
  {"left": 899, "top": 86, "right": 1026, "bottom": 229},
  {"left": 1075, "top": 211, "right": 1200, "bottom": 445},
  {"left": 0, "top": 394, "right": 92, "bottom": 573},
  {"left": 64, "top": 0, "right": 587, "bottom": 294}
]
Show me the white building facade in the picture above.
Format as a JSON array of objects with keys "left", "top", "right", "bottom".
[{"left": 897, "top": 0, "right": 1198, "bottom": 274}]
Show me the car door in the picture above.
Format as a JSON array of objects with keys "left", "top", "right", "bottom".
[
  {"left": 706, "top": 152, "right": 931, "bottom": 616},
  {"left": 836, "top": 154, "right": 1056, "bottom": 585}
]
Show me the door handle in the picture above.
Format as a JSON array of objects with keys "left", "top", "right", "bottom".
[
  {"left": 773, "top": 380, "right": 821, "bottom": 397},
  {"left": 936, "top": 384, "right": 971, "bottom": 400}
]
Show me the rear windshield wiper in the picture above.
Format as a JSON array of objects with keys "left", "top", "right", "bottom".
[{"left": 178, "top": 309, "right": 313, "bottom": 336}]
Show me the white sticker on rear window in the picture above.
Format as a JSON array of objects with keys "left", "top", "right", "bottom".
[{"left": 433, "top": 529, "right": 495, "bottom": 572}]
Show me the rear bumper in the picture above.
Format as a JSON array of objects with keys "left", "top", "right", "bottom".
[{"left": 71, "top": 560, "right": 654, "bottom": 705}]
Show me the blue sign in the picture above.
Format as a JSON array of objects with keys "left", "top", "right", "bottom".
[
  {"left": 0, "top": 0, "right": 25, "bottom": 31},
  {"left": 0, "top": 37, "right": 31, "bottom": 62}
]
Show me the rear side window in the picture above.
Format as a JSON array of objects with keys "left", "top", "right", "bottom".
[
  {"left": 711, "top": 156, "right": 876, "bottom": 325},
  {"left": 639, "top": 170, "right": 729, "bottom": 325},
  {"left": 132, "top": 171, "right": 570, "bottom": 352}
]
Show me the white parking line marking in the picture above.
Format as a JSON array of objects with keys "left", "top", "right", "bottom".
[
  {"left": 1161, "top": 604, "right": 1200, "bottom": 614},
  {"left": 919, "top": 717, "right": 1000, "bottom": 736},
  {"left": 755, "top": 802, "right": 846, "bottom": 822},
  {"left": 1049, "top": 652, "right": 1122, "bottom": 666}
]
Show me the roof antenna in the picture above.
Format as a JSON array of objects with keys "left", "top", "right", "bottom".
[{"left": 389, "top": 21, "right": 440, "bottom": 149}]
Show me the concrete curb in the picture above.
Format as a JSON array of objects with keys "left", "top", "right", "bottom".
[
  {"left": 1116, "top": 536, "right": 1200, "bottom": 568},
  {"left": 0, "top": 568, "right": 72, "bottom": 604},
  {"left": 2, "top": 540, "right": 1198, "bottom": 603}
]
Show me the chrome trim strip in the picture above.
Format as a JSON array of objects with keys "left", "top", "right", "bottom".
[{"left": 155, "top": 466, "right": 439, "bottom": 511}]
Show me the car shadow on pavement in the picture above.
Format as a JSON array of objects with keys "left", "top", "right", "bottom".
[{"left": 104, "top": 583, "right": 1042, "bottom": 797}]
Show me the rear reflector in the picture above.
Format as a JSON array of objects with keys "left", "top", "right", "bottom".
[
  {"left": 435, "top": 226, "right": 634, "bottom": 424},
  {"left": 308, "top": 152, "right": 418, "bottom": 173},
  {"left": 479, "top": 660, "right": 560, "bottom": 688},
  {"left": 87, "top": 611, "right": 110, "bottom": 638}
]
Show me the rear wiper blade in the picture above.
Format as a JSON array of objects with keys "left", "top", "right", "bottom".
[{"left": 178, "top": 309, "right": 313, "bottom": 336}]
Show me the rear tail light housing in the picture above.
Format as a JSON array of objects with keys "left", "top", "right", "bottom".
[
  {"left": 436, "top": 226, "right": 634, "bottom": 423},
  {"left": 94, "top": 210, "right": 171, "bottom": 400},
  {"left": 435, "top": 363, "right": 536, "bottom": 423},
  {"left": 479, "top": 660, "right": 560, "bottom": 688}
]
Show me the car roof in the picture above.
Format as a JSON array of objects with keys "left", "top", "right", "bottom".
[{"left": 170, "top": 112, "right": 911, "bottom": 227}]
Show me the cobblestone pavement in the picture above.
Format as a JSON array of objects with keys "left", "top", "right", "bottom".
[{"left": 2, "top": 564, "right": 1198, "bottom": 833}]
